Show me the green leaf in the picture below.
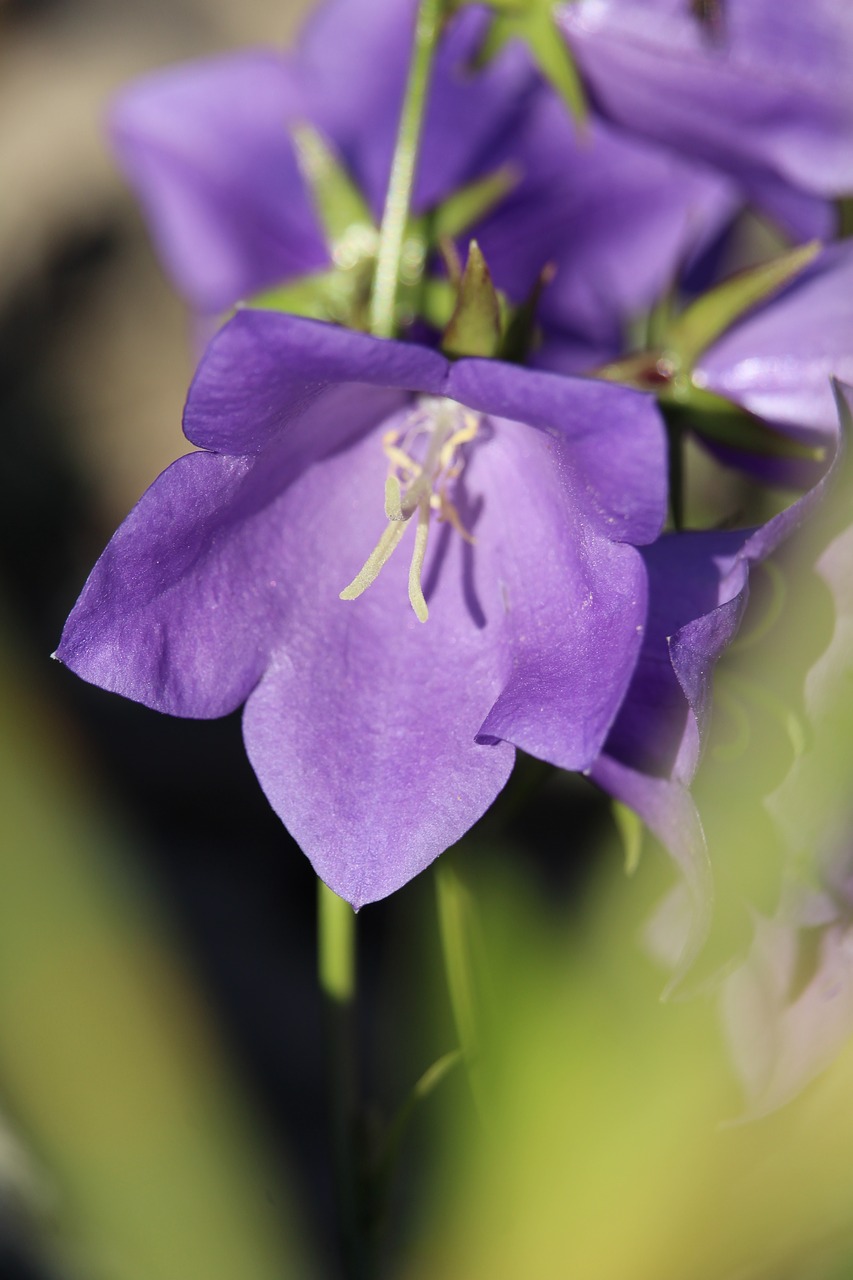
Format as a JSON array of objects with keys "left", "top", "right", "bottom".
[
  {"left": 666, "top": 240, "right": 822, "bottom": 371},
  {"left": 441, "top": 240, "right": 503, "bottom": 358},
  {"left": 432, "top": 166, "right": 520, "bottom": 241},
  {"left": 291, "top": 122, "right": 376, "bottom": 254}
]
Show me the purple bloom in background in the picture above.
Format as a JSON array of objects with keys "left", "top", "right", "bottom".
[
  {"left": 695, "top": 242, "right": 853, "bottom": 484},
  {"left": 722, "top": 476, "right": 853, "bottom": 1114},
  {"left": 590, "top": 385, "right": 845, "bottom": 973},
  {"left": 56, "top": 313, "right": 666, "bottom": 906},
  {"left": 559, "top": 0, "right": 853, "bottom": 239},
  {"left": 110, "top": 0, "right": 733, "bottom": 358}
]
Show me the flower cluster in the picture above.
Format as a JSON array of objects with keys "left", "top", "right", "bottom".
[{"left": 58, "top": 0, "right": 852, "bottom": 991}]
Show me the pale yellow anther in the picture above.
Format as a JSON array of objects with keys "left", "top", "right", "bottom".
[
  {"left": 439, "top": 419, "right": 479, "bottom": 470},
  {"left": 385, "top": 473, "right": 404, "bottom": 520},
  {"left": 407, "top": 496, "right": 431, "bottom": 623},
  {"left": 384, "top": 444, "right": 421, "bottom": 478},
  {"left": 437, "top": 488, "right": 476, "bottom": 545}
]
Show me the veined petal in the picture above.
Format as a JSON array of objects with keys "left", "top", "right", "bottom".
[
  {"left": 183, "top": 311, "right": 449, "bottom": 455},
  {"left": 468, "top": 416, "right": 649, "bottom": 770},
  {"left": 55, "top": 452, "right": 282, "bottom": 718}
]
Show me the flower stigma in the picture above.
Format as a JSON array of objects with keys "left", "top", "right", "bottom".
[{"left": 339, "top": 397, "right": 480, "bottom": 622}]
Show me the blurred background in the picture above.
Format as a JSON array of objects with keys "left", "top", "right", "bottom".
[{"left": 2, "top": 2, "right": 853, "bottom": 1278}]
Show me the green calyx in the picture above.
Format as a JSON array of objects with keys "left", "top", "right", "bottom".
[
  {"left": 596, "top": 241, "right": 827, "bottom": 465},
  {"left": 242, "top": 112, "right": 521, "bottom": 338}
]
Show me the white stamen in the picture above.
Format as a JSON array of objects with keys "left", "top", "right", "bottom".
[
  {"left": 339, "top": 517, "right": 409, "bottom": 601},
  {"left": 408, "top": 496, "right": 431, "bottom": 623}
]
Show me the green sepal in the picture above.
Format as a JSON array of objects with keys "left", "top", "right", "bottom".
[
  {"left": 244, "top": 272, "right": 338, "bottom": 320},
  {"left": 420, "top": 276, "right": 458, "bottom": 330},
  {"left": 837, "top": 196, "right": 853, "bottom": 239},
  {"left": 498, "top": 260, "right": 555, "bottom": 364},
  {"left": 291, "top": 122, "right": 376, "bottom": 254},
  {"left": 476, "top": 3, "right": 588, "bottom": 127},
  {"left": 243, "top": 261, "right": 374, "bottom": 329},
  {"left": 613, "top": 802, "right": 644, "bottom": 876},
  {"left": 663, "top": 384, "right": 826, "bottom": 464},
  {"left": 432, "top": 165, "right": 520, "bottom": 241},
  {"left": 442, "top": 240, "right": 503, "bottom": 358},
  {"left": 666, "top": 240, "right": 822, "bottom": 371}
]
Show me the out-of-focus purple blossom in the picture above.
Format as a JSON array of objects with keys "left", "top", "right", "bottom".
[
  {"left": 558, "top": 0, "right": 852, "bottom": 240},
  {"left": 110, "top": 0, "right": 734, "bottom": 355},
  {"left": 722, "top": 483, "right": 853, "bottom": 1114},
  {"left": 694, "top": 242, "right": 853, "bottom": 484},
  {"left": 590, "top": 384, "right": 847, "bottom": 975},
  {"left": 56, "top": 312, "right": 666, "bottom": 907}
]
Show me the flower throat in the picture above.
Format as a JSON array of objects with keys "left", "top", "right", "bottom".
[{"left": 340, "top": 398, "right": 480, "bottom": 622}]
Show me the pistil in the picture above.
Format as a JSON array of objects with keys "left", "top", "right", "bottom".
[{"left": 339, "top": 401, "right": 480, "bottom": 621}]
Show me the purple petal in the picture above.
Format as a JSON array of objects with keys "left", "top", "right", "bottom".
[
  {"left": 697, "top": 243, "right": 853, "bottom": 444},
  {"left": 722, "top": 913, "right": 853, "bottom": 1117},
  {"left": 446, "top": 359, "right": 667, "bottom": 545},
  {"left": 470, "top": 417, "right": 650, "bottom": 769},
  {"left": 55, "top": 451, "right": 282, "bottom": 717},
  {"left": 240, "top": 418, "right": 515, "bottom": 907},
  {"left": 559, "top": 0, "right": 853, "bottom": 199},
  {"left": 475, "top": 89, "right": 737, "bottom": 340},
  {"left": 184, "top": 311, "right": 448, "bottom": 455},
  {"left": 110, "top": 51, "right": 327, "bottom": 312}
]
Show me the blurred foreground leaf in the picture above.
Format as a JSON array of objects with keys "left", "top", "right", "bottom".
[{"left": 0, "top": 608, "right": 310, "bottom": 1280}]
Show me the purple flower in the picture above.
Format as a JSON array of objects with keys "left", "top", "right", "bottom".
[
  {"left": 558, "top": 0, "right": 853, "bottom": 240},
  {"left": 110, "top": 0, "right": 733, "bottom": 356},
  {"left": 721, "top": 494, "right": 853, "bottom": 1114},
  {"left": 590, "top": 384, "right": 846, "bottom": 974},
  {"left": 695, "top": 242, "right": 853, "bottom": 484},
  {"left": 56, "top": 313, "right": 666, "bottom": 906}
]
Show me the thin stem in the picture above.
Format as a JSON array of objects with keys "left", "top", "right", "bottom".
[
  {"left": 435, "top": 862, "right": 487, "bottom": 1119},
  {"left": 317, "top": 881, "right": 371, "bottom": 1279},
  {"left": 369, "top": 0, "right": 445, "bottom": 338}
]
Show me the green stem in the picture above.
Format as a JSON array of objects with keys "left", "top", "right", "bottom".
[
  {"left": 369, "top": 0, "right": 445, "bottom": 338},
  {"left": 317, "top": 881, "right": 370, "bottom": 1280},
  {"left": 435, "top": 863, "right": 487, "bottom": 1119}
]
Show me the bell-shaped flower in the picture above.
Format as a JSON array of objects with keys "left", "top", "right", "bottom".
[
  {"left": 109, "top": 0, "right": 734, "bottom": 358},
  {"left": 590, "top": 383, "right": 846, "bottom": 976},
  {"left": 558, "top": 0, "right": 852, "bottom": 240},
  {"left": 56, "top": 313, "right": 667, "bottom": 906},
  {"left": 721, "top": 494, "right": 853, "bottom": 1114}
]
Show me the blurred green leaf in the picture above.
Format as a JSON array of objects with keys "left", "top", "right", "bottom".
[{"left": 0, "top": 611, "right": 309, "bottom": 1280}]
